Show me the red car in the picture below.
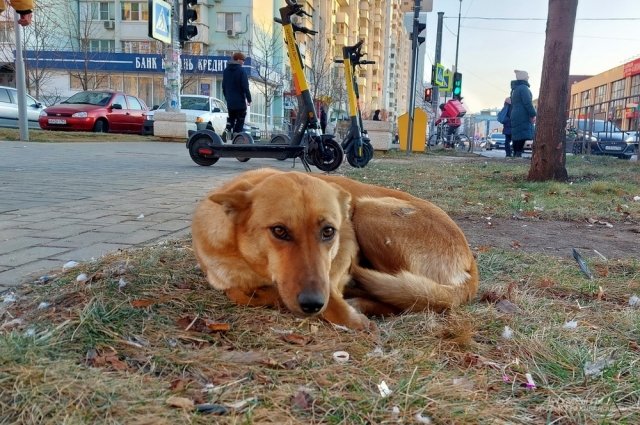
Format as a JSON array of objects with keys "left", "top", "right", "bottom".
[{"left": 39, "top": 90, "right": 149, "bottom": 134}]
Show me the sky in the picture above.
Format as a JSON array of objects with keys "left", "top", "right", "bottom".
[{"left": 423, "top": 0, "right": 640, "bottom": 113}]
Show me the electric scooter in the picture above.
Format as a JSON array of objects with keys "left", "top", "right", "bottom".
[
  {"left": 185, "top": 0, "right": 343, "bottom": 172},
  {"left": 334, "top": 40, "right": 375, "bottom": 167}
]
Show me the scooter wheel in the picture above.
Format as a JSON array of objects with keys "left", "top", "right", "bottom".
[
  {"left": 346, "top": 142, "right": 374, "bottom": 168},
  {"left": 232, "top": 133, "right": 252, "bottom": 162},
  {"left": 310, "top": 138, "right": 343, "bottom": 172},
  {"left": 189, "top": 134, "right": 219, "bottom": 166}
]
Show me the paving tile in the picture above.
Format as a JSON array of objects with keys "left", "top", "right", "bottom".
[
  {"left": 0, "top": 246, "right": 71, "bottom": 268},
  {"left": 50, "top": 243, "right": 132, "bottom": 262},
  {"left": 0, "top": 259, "right": 64, "bottom": 288}
]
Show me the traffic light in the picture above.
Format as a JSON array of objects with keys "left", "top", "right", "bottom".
[
  {"left": 424, "top": 87, "right": 432, "bottom": 103},
  {"left": 180, "top": 0, "right": 198, "bottom": 42},
  {"left": 452, "top": 72, "right": 462, "bottom": 100},
  {"left": 411, "top": 22, "right": 426, "bottom": 45}
]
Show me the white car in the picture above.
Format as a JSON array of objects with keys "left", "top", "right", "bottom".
[
  {"left": 145, "top": 95, "right": 228, "bottom": 134},
  {"left": 0, "top": 85, "right": 45, "bottom": 129}
]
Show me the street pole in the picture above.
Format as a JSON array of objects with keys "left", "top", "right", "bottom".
[
  {"left": 406, "top": 0, "right": 422, "bottom": 155},
  {"left": 431, "top": 12, "right": 443, "bottom": 136},
  {"left": 164, "top": 0, "right": 181, "bottom": 112},
  {"left": 454, "top": 0, "right": 462, "bottom": 72},
  {"left": 14, "top": 13, "right": 28, "bottom": 142}
]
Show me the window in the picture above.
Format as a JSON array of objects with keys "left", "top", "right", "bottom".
[
  {"left": 122, "top": 2, "right": 149, "bottom": 22},
  {"left": 92, "top": 2, "right": 115, "bottom": 21},
  {"left": 112, "top": 94, "right": 126, "bottom": 107},
  {"left": 630, "top": 74, "right": 640, "bottom": 97},
  {"left": 127, "top": 96, "right": 144, "bottom": 110},
  {"left": 122, "top": 40, "right": 162, "bottom": 54},
  {"left": 611, "top": 79, "right": 625, "bottom": 100},
  {"left": 216, "top": 12, "right": 241, "bottom": 32},
  {"left": 580, "top": 90, "right": 591, "bottom": 107},
  {"left": 0, "top": 22, "right": 12, "bottom": 43},
  {"left": 89, "top": 39, "right": 115, "bottom": 52},
  {"left": 0, "top": 88, "right": 10, "bottom": 103}
]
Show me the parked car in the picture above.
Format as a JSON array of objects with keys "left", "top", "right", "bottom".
[
  {"left": 0, "top": 85, "right": 45, "bottom": 129},
  {"left": 567, "top": 119, "right": 637, "bottom": 159},
  {"left": 144, "top": 95, "right": 228, "bottom": 135},
  {"left": 143, "top": 95, "right": 262, "bottom": 141},
  {"left": 486, "top": 133, "right": 506, "bottom": 150},
  {"left": 39, "top": 90, "right": 149, "bottom": 134}
]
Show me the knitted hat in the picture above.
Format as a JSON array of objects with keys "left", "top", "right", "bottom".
[{"left": 514, "top": 70, "right": 529, "bottom": 81}]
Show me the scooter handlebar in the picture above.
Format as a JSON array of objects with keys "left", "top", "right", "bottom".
[
  {"left": 334, "top": 59, "right": 344, "bottom": 64},
  {"left": 274, "top": 17, "right": 317, "bottom": 35},
  {"left": 360, "top": 60, "right": 376, "bottom": 65}
]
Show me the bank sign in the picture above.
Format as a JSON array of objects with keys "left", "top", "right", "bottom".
[{"left": 23, "top": 50, "right": 254, "bottom": 76}]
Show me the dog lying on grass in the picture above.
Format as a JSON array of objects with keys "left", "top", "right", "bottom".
[{"left": 192, "top": 169, "right": 478, "bottom": 330}]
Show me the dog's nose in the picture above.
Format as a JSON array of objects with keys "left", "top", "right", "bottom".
[{"left": 297, "top": 291, "right": 325, "bottom": 314}]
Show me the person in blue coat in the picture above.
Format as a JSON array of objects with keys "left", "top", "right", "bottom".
[
  {"left": 222, "top": 52, "right": 252, "bottom": 134},
  {"left": 510, "top": 69, "right": 536, "bottom": 157}
]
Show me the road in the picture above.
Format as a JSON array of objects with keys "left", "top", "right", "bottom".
[{"left": 0, "top": 140, "right": 304, "bottom": 291}]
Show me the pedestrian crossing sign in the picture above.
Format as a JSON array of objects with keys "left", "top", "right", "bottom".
[{"left": 148, "top": 0, "right": 171, "bottom": 44}]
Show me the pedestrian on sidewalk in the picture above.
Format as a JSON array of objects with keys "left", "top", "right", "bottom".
[
  {"left": 510, "top": 69, "right": 536, "bottom": 157},
  {"left": 222, "top": 52, "right": 252, "bottom": 134}
]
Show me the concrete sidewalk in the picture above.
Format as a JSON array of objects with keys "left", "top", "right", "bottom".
[{"left": 0, "top": 140, "right": 303, "bottom": 291}]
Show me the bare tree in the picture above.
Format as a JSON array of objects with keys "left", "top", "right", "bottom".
[
  {"left": 250, "top": 22, "right": 285, "bottom": 134},
  {"left": 306, "top": 34, "right": 334, "bottom": 108},
  {"left": 527, "top": 0, "right": 577, "bottom": 182}
]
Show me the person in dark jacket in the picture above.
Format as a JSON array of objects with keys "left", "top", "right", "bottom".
[
  {"left": 320, "top": 106, "right": 327, "bottom": 134},
  {"left": 372, "top": 109, "right": 381, "bottom": 121},
  {"left": 222, "top": 52, "right": 252, "bottom": 134},
  {"left": 510, "top": 69, "right": 536, "bottom": 157},
  {"left": 500, "top": 97, "right": 513, "bottom": 157}
]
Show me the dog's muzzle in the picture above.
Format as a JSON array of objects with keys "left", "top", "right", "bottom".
[{"left": 297, "top": 291, "right": 325, "bottom": 314}]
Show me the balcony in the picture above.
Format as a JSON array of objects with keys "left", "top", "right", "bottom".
[
  {"left": 336, "top": 11, "right": 349, "bottom": 27},
  {"left": 359, "top": 1, "right": 369, "bottom": 10},
  {"left": 337, "top": 0, "right": 350, "bottom": 7}
]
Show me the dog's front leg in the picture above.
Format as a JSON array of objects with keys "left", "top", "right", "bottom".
[
  {"left": 225, "top": 286, "right": 281, "bottom": 308},
  {"left": 321, "top": 288, "right": 375, "bottom": 331}
]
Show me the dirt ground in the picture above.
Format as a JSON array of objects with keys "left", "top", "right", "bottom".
[{"left": 454, "top": 215, "right": 639, "bottom": 260}]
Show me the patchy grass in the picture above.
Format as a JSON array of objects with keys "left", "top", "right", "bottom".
[
  {"left": 1, "top": 154, "right": 639, "bottom": 423},
  {"left": 1, "top": 243, "right": 639, "bottom": 423},
  {"left": 352, "top": 153, "right": 640, "bottom": 223},
  {"left": 0, "top": 127, "right": 178, "bottom": 143}
]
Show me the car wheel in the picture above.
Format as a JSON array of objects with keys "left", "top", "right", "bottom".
[{"left": 93, "top": 119, "right": 108, "bottom": 133}]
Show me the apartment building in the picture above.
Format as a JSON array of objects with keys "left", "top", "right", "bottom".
[
  {"left": 569, "top": 57, "right": 640, "bottom": 132},
  {"left": 0, "top": 0, "right": 414, "bottom": 128}
]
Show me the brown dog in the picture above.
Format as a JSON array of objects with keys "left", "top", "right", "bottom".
[{"left": 192, "top": 169, "right": 478, "bottom": 330}]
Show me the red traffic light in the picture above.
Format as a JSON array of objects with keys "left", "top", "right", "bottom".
[{"left": 424, "top": 87, "right": 433, "bottom": 103}]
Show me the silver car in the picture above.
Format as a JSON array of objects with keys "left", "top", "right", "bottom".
[{"left": 0, "top": 85, "right": 44, "bottom": 129}]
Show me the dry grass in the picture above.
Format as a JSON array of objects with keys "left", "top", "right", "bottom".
[
  {"left": 1, "top": 240, "right": 639, "bottom": 424},
  {"left": 1, "top": 153, "right": 639, "bottom": 424},
  {"left": 0, "top": 127, "right": 178, "bottom": 144}
]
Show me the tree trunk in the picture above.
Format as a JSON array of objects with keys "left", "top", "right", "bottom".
[{"left": 527, "top": 0, "right": 578, "bottom": 182}]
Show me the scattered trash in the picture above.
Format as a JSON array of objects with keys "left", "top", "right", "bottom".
[
  {"left": 633, "top": 195, "right": 640, "bottom": 202},
  {"left": 118, "top": 278, "right": 127, "bottom": 289},
  {"left": 367, "top": 346, "right": 384, "bottom": 357},
  {"left": 502, "top": 326, "right": 514, "bottom": 339},
  {"left": 524, "top": 373, "right": 536, "bottom": 390},
  {"left": 414, "top": 413, "right": 432, "bottom": 424},
  {"left": 377, "top": 381, "right": 393, "bottom": 398},
  {"left": 502, "top": 374, "right": 512, "bottom": 383},
  {"left": 24, "top": 327, "right": 36, "bottom": 337},
  {"left": 584, "top": 354, "right": 616, "bottom": 378},
  {"left": 76, "top": 273, "right": 89, "bottom": 283},
  {"left": 195, "top": 403, "right": 228, "bottom": 415},
  {"left": 593, "top": 249, "right": 607, "bottom": 261},
  {"left": 2, "top": 294, "right": 16, "bottom": 304},
  {"left": 572, "top": 249, "right": 593, "bottom": 279},
  {"left": 37, "top": 302, "right": 50, "bottom": 309},
  {"left": 391, "top": 406, "right": 400, "bottom": 418},
  {"left": 37, "top": 275, "right": 53, "bottom": 284},
  {"left": 166, "top": 396, "right": 194, "bottom": 409},
  {"left": 332, "top": 351, "right": 350, "bottom": 363},
  {"left": 562, "top": 320, "right": 578, "bottom": 329},
  {"left": 136, "top": 214, "right": 145, "bottom": 220},
  {"left": 629, "top": 295, "right": 640, "bottom": 308},
  {"left": 495, "top": 299, "right": 520, "bottom": 314},
  {"left": 225, "top": 397, "right": 257, "bottom": 411},
  {"left": 62, "top": 261, "right": 79, "bottom": 271}
]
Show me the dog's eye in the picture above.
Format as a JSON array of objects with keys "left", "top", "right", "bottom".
[
  {"left": 271, "top": 225, "right": 291, "bottom": 241},
  {"left": 321, "top": 226, "right": 336, "bottom": 241}
]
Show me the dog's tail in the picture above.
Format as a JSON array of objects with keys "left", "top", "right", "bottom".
[{"left": 351, "top": 263, "right": 478, "bottom": 313}]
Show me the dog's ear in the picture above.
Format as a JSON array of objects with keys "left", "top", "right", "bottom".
[
  {"left": 330, "top": 183, "right": 353, "bottom": 219},
  {"left": 208, "top": 181, "right": 253, "bottom": 216}
]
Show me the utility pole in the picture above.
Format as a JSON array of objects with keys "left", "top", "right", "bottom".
[
  {"left": 14, "top": 12, "right": 28, "bottom": 141},
  {"left": 454, "top": 0, "right": 462, "bottom": 72},
  {"left": 406, "top": 0, "right": 422, "bottom": 155},
  {"left": 431, "top": 12, "right": 443, "bottom": 130},
  {"left": 164, "top": 0, "right": 181, "bottom": 112}
]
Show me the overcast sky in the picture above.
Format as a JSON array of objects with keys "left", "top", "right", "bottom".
[{"left": 423, "top": 0, "right": 640, "bottom": 113}]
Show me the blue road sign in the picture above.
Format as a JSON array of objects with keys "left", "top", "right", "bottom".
[{"left": 149, "top": 0, "right": 171, "bottom": 44}]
